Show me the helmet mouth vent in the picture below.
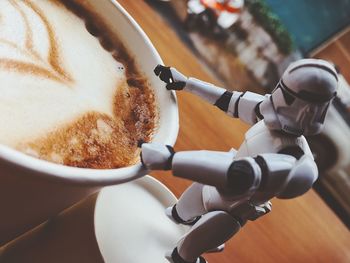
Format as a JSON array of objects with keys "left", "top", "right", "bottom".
[{"left": 282, "top": 125, "right": 303, "bottom": 136}]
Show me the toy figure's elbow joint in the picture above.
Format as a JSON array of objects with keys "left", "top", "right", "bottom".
[
  {"left": 214, "top": 91, "right": 233, "bottom": 112},
  {"left": 227, "top": 92, "right": 266, "bottom": 124}
]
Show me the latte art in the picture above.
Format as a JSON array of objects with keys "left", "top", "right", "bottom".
[
  {"left": 0, "top": 0, "right": 73, "bottom": 83},
  {"left": 0, "top": 0, "right": 158, "bottom": 168}
]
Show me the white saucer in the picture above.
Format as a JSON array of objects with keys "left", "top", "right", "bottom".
[{"left": 95, "top": 176, "right": 188, "bottom": 263}]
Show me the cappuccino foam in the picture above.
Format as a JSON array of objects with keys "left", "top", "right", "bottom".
[{"left": 0, "top": 0, "right": 157, "bottom": 168}]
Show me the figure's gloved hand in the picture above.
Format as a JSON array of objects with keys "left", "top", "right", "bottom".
[
  {"left": 246, "top": 201, "right": 272, "bottom": 221},
  {"left": 154, "top": 65, "right": 187, "bottom": 90},
  {"left": 259, "top": 201, "right": 272, "bottom": 214},
  {"left": 140, "top": 143, "right": 175, "bottom": 170}
]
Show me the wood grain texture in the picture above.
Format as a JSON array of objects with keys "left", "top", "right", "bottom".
[
  {"left": 118, "top": 1, "right": 350, "bottom": 262},
  {"left": 313, "top": 28, "right": 350, "bottom": 82}
]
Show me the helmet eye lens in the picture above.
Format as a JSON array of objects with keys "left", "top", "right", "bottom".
[
  {"left": 280, "top": 80, "right": 336, "bottom": 104},
  {"left": 279, "top": 85, "right": 295, "bottom": 105},
  {"left": 298, "top": 90, "right": 336, "bottom": 104}
]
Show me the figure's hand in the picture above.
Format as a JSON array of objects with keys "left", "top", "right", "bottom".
[
  {"left": 258, "top": 201, "right": 272, "bottom": 214},
  {"left": 154, "top": 65, "right": 187, "bottom": 90},
  {"left": 247, "top": 201, "right": 272, "bottom": 221},
  {"left": 140, "top": 143, "right": 175, "bottom": 170}
]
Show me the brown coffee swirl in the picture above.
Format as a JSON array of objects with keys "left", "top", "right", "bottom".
[{"left": 0, "top": 0, "right": 158, "bottom": 169}]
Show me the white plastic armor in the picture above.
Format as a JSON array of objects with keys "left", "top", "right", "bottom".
[
  {"left": 186, "top": 77, "right": 266, "bottom": 125},
  {"left": 186, "top": 78, "right": 226, "bottom": 104},
  {"left": 149, "top": 59, "right": 338, "bottom": 263}
]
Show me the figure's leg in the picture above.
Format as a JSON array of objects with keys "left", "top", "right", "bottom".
[
  {"left": 175, "top": 211, "right": 241, "bottom": 263},
  {"left": 167, "top": 183, "right": 206, "bottom": 225}
]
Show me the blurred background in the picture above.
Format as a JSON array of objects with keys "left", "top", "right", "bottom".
[{"left": 146, "top": 0, "right": 350, "bottom": 228}]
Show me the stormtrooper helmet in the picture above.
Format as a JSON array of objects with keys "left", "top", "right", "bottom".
[{"left": 260, "top": 59, "right": 338, "bottom": 136}]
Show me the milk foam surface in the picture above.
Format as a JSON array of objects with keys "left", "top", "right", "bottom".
[
  {"left": 0, "top": 0, "right": 124, "bottom": 144},
  {"left": 0, "top": 0, "right": 157, "bottom": 168}
]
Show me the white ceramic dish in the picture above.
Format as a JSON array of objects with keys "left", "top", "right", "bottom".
[
  {"left": 0, "top": 0, "right": 178, "bottom": 246},
  {"left": 95, "top": 176, "right": 187, "bottom": 263}
]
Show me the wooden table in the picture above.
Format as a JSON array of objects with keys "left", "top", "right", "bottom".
[{"left": 118, "top": 1, "right": 350, "bottom": 262}]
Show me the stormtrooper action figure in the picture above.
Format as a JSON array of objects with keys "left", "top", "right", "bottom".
[{"left": 141, "top": 59, "right": 338, "bottom": 263}]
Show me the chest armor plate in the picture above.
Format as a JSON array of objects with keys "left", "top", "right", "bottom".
[{"left": 235, "top": 121, "right": 312, "bottom": 159}]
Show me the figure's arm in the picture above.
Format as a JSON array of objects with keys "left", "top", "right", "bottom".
[
  {"left": 154, "top": 65, "right": 266, "bottom": 125},
  {"left": 141, "top": 143, "right": 260, "bottom": 195},
  {"left": 141, "top": 143, "right": 316, "bottom": 198}
]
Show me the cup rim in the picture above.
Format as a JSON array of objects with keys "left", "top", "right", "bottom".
[{"left": 0, "top": 0, "right": 179, "bottom": 186}]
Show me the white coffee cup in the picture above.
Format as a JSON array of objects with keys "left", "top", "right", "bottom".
[{"left": 0, "top": 0, "right": 178, "bottom": 246}]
